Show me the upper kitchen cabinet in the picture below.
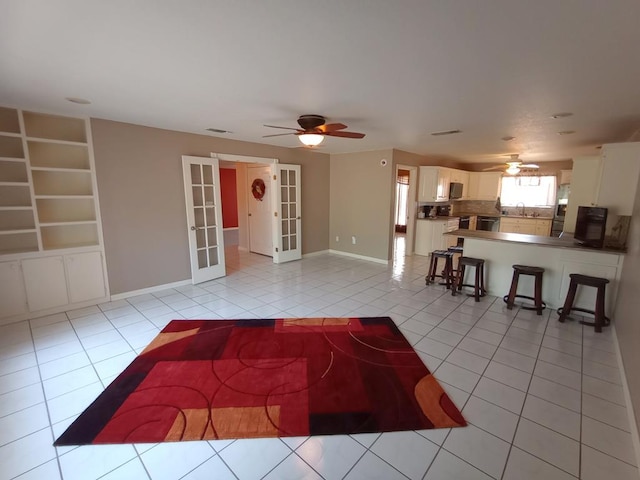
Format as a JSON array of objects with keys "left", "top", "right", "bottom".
[
  {"left": 597, "top": 143, "right": 640, "bottom": 216},
  {"left": 564, "top": 143, "right": 640, "bottom": 232},
  {"left": 418, "top": 166, "right": 450, "bottom": 202},
  {"left": 449, "top": 169, "right": 469, "bottom": 198},
  {"left": 559, "top": 169, "right": 572, "bottom": 185},
  {"left": 468, "top": 172, "right": 502, "bottom": 201}
]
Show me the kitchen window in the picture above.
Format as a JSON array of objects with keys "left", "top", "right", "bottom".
[{"left": 500, "top": 175, "right": 556, "bottom": 206}]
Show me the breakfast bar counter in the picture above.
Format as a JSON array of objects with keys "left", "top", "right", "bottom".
[{"left": 446, "top": 230, "right": 625, "bottom": 314}]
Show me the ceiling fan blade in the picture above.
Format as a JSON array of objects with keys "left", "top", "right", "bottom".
[
  {"left": 263, "top": 124, "right": 301, "bottom": 131},
  {"left": 318, "top": 123, "right": 347, "bottom": 133},
  {"left": 262, "top": 132, "right": 296, "bottom": 138},
  {"left": 482, "top": 165, "right": 505, "bottom": 171},
  {"left": 521, "top": 164, "right": 540, "bottom": 168},
  {"left": 325, "top": 130, "right": 365, "bottom": 139}
]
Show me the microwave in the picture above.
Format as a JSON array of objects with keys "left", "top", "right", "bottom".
[{"left": 449, "top": 182, "right": 463, "bottom": 199}]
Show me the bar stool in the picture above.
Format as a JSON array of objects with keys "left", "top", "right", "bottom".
[
  {"left": 426, "top": 250, "right": 456, "bottom": 293},
  {"left": 557, "top": 274, "right": 610, "bottom": 333},
  {"left": 455, "top": 257, "right": 486, "bottom": 302},
  {"left": 503, "top": 265, "right": 546, "bottom": 315}
]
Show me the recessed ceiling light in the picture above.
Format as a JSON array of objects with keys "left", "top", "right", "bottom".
[
  {"left": 65, "top": 97, "right": 91, "bottom": 105},
  {"left": 501, "top": 136, "right": 515, "bottom": 141},
  {"left": 431, "top": 129, "right": 462, "bottom": 136},
  {"left": 551, "top": 112, "right": 573, "bottom": 119},
  {"left": 557, "top": 130, "right": 576, "bottom": 135},
  {"left": 206, "top": 128, "right": 232, "bottom": 134}
]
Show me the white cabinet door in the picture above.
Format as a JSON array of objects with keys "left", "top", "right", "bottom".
[
  {"left": 468, "top": 172, "right": 501, "bottom": 200},
  {"left": 65, "top": 252, "right": 106, "bottom": 304},
  {"left": 418, "top": 167, "right": 438, "bottom": 202},
  {"left": 431, "top": 222, "right": 447, "bottom": 251},
  {"left": 436, "top": 168, "right": 451, "bottom": 201},
  {"left": 0, "top": 261, "right": 28, "bottom": 318},
  {"left": 22, "top": 256, "right": 69, "bottom": 311},
  {"left": 414, "top": 221, "right": 433, "bottom": 256},
  {"left": 597, "top": 143, "right": 640, "bottom": 216},
  {"left": 564, "top": 156, "right": 602, "bottom": 233}
]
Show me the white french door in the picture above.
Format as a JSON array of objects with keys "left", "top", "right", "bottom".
[
  {"left": 181, "top": 156, "right": 226, "bottom": 283},
  {"left": 272, "top": 163, "right": 302, "bottom": 263}
]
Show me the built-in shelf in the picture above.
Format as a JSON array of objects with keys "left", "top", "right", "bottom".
[
  {"left": 0, "top": 231, "right": 39, "bottom": 255},
  {"left": 41, "top": 223, "right": 99, "bottom": 250},
  {"left": 32, "top": 170, "right": 93, "bottom": 196},
  {"left": 0, "top": 209, "right": 36, "bottom": 231},
  {"left": 0, "top": 160, "right": 29, "bottom": 183},
  {"left": 28, "top": 141, "right": 90, "bottom": 170},
  {"left": 36, "top": 198, "right": 95, "bottom": 223},
  {"left": 0, "top": 135, "right": 24, "bottom": 159},
  {"left": 23, "top": 111, "right": 87, "bottom": 143},
  {"left": 0, "top": 107, "right": 21, "bottom": 134}
]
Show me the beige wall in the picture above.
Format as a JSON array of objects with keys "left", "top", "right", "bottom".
[
  {"left": 612, "top": 172, "right": 640, "bottom": 434},
  {"left": 329, "top": 150, "right": 394, "bottom": 261},
  {"left": 91, "top": 119, "right": 330, "bottom": 294}
]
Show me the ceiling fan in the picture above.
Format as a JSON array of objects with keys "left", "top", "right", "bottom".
[
  {"left": 484, "top": 154, "right": 540, "bottom": 175},
  {"left": 263, "top": 114, "right": 365, "bottom": 147}
]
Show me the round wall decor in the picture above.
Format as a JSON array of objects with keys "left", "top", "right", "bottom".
[{"left": 251, "top": 178, "right": 266, "bottom": 201}]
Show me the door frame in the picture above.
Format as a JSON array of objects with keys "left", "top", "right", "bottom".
[{"left": 394, "top": 164, "right": 418, "bottom": 256}]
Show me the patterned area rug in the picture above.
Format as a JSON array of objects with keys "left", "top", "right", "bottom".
[{"left": 54, "top": 317, "right": 465, "bottom": 445}]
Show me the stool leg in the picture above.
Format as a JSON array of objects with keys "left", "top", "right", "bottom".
[
  {"left": 534, "top": 273, "right": 543, "bottom": 316},
  {"left": 473, "top": 266, "right": 480, "bottom": 302},
  {"left": 506, "top": 273, "right": 519, "bottom": 310},
  {"left": 558, "top": 280, "right": 578, "bottom": 323},
  {"left": 479, "top": 264, "right": 486, "bottom": 296},
  {"left": 426, "top": 256, "right": 435, "bottom": 285},
  {"left": 594, "top": 286, "right": 606, "bottom": 333},
  {"left": 458, "top": 265, "right": 466, "bottom": 292}
]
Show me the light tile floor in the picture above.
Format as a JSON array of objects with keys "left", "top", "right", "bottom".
[{"left": 1, "top": 246, "right": 639, "bottom": 479}]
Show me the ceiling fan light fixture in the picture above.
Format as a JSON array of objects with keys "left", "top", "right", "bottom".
[
  {"left": 298, "top": 133, "right": 324, "bottom": 146},
  {"left": 506, "top": 165, "right": 521, "bottom": 175}
]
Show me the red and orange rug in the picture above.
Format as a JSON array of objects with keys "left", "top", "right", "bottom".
[{"left": 54, "top": 317, "right": 465, "bottom": 445}]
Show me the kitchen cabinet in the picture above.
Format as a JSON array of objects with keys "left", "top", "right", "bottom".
[
  {"left": 450, "top": 170, "right": 469, "bottom": 198},
  {"left": 564, "top": 143, "right": 640, "bottom": 233},
  {"left": 499, "top": 217, "right": 552, "bottom": 236},
  {"left": 65, "top": 252, "right": 107, "bottom": 304},
  {"left": 559, "top": 169, "right": 572, "bottom": 185},
  {"left": 418, "top": 167, "right": 450, "bottom": 202},
  {"left": 415, "top": 218, "right": 459, "bottom": 255},
  {"left": 468, "top": 172, "right": 502, "bottom": 200}
]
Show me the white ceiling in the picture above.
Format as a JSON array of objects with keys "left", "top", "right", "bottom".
[{"left": 2, "top": 1, "right": 640, "bottom": 164}]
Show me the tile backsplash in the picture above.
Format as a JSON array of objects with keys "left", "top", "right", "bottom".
[{"left": 451, "top": 200, "right": 554, "bottom": 218}]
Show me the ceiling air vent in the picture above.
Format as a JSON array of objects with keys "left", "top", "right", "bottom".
[
  {"left": 206, "top": 128, "right": 232, "bottom": 134},
  {"left": 431, "top": 129, "right": 462, "bottom": 136}
]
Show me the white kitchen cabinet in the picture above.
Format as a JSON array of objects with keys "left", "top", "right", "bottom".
[
  {"left": 597, "top": 143, "right": 640, "bottom": 216},
  {"left": 415, "top": 218, "right": 459, "bottom": 255},
  {"left": 564, "top": 156, "right": 601, "bottom": 233},
  {"left": 0, "top": 261, "right": 28, "bottom": 318},
  {"left": 499, "top": 217, "right": 552, "bottom": 236},
  {"left": 468, "top": 172, "right": 502, "bottom": 200},
  {"left": 418, "top": 167, "right": 450, "bottom": 202},
  {"left": 559, "top": 169, "right": 572, "bottom": 185},
  {"left": 22, "top": 256, "right": 69, "bottom": 312},
  {"left": 65, "top": 251, "right": 106, "bottom": 303}
]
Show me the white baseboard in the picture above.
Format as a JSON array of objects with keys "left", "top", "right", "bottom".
[
  {"left": 611, "top": 324, "right": 640, "bottom": 473},
  {"left": 110, "top": 279, "right": 192, "bottom": 301},
  {"left": 328, "top": 249, "right": 389, "bottom": 265},
  {"left": 302, "top": 249, "right": 330, "bottom": 258}
]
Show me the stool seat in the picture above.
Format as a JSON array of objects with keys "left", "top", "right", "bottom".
[
  {"left": 504, "top": 264, "right": 546, "bottom": 314},
  {"left": 557, "top": 274, "right": 610, "bottom": 332},
  {"left": 455, "top": 256, "right": 486, "bottom": 302},
  {"left": 513, "top": 265, "right": 544, "bottom": 274},
  {"left": 447, "top": 246, "right": 464, "bottom": 254}
]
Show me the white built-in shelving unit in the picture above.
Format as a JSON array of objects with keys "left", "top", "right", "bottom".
[{"left": 0, "top": 106, "right": 109, "bottom": 323}]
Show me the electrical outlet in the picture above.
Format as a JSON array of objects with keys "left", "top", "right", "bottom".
[
  {"left": 335, "top": 236, "right": 339, "bottom": 242},
  {"left": 352, "top": 236, "right": 356, "bottom": 244}
]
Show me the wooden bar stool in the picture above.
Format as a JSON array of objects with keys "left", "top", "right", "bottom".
[
  {"left": 455, "top": 257, "right": 486, "bottom": 302},
  {"left": 557, "top": 274, "right": 610, "bottom": 333},
  {"left": 425, "top": 250, "right": 456, "bottom": 293},
  {"left": 503, "top": 265, "right": 546, "bottom": 315}
]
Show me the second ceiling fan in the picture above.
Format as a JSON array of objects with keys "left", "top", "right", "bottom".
[
  {"left": 484, "top": 154, "right": 540, "bottom": 175},
  {"left": 263, "top": 114, "right": 365, "bottom": 147}
]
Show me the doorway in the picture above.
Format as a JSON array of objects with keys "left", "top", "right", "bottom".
[{"left": 393, "top": 165, "right": 417, "bottom": 260}]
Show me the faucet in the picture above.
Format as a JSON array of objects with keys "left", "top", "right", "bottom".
[{"left": 516, "top": 202, "right": 525, "bottom": 216}]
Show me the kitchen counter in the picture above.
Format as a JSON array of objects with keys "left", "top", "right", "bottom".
[
  {"left": 448, "top": 229, "right": 626, "bottom": 254},
  {"left": 445, "top": 230, "right": 625, "bottom": 313}
]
